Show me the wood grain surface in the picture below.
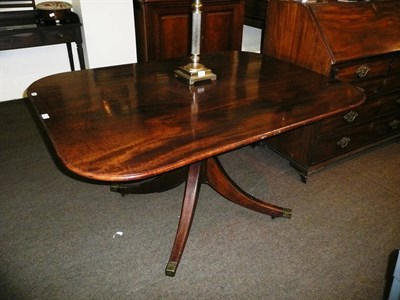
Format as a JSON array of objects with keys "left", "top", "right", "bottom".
[{"left": 27, "top": 51, "right": 365, "bottom": 182}]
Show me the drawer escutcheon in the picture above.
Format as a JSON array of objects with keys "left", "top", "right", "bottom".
[
  {"left": 343, "top": 111, "right": 358, "bottom": 123},
  {"left": 355, "top": 65, "right": 371, "bottom": 79},
  {"left": 337, "top": 137, "right": 351, "bottom": 148},
  {"left": 388, "top": 119, "right": 400, "bottom": 129}
]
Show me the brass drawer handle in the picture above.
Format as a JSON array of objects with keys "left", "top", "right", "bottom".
[
  {"left": 343, "top": 111, "right": 358, "bottom": 123},
  {"left": 337, "top": 137, "right": 351, "bottom": 148},
  {"left": 58, "top": 32, "right": 64, "bottom": 38},
  {"left": 355, "top": 65, "right": 371, "bottom": 79},
  {"left": 357, "top": 86, "right": 365, "bottom": 92},
  {"left": 389, "top": 119, "right": 400, "bottom": 129}
]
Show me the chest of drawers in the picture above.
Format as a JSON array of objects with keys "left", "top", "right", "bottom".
[{"left": 263, "top": 0, "right": 400, "bottom": 182}]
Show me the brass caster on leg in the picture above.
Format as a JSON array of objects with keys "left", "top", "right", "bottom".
[
  {"left": 271, "top": 208, "right": 292, "bottom": 219},
  {"left": 282, "top": 208, "right": 292, "bottom": 218},
  {"left": 165, "top": 261, "right": 178, "bottom": 277},
  {"left": 300, "top": 174, "right": 308, "bottom": 184}
]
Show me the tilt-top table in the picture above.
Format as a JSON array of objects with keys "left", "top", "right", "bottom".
[{"left": 27, "top": 51, "right": 365, "bottom": 276}]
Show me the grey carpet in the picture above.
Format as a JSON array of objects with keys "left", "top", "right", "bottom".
[{"left": 1, "top": 99, "right": 399, "bottom": 299}]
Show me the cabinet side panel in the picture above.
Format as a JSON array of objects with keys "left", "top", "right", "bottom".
[
  {"left": 266, "top": 123, "right": 319, "bottom": 166},
  {"left": 203, "top": 11, "right": 235, "bottom": 52},
  {"left": 263, "top": 0, "right": 332, "bottom": 75},
  {"left": 159, "top": 15, "right": 191, "bottom": 59},
  {"left": 134, "top": 2, "right": 148, "bottom": 62},
  {"left": 202, "top": 2, "right": 244, "bottom": 53},
  {"left": 147, "top": 5, "right": 191, "bottom": 60}
]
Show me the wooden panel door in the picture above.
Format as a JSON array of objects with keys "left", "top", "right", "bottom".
[{"left": 134, "top": 0, "right": 244, "bottom": 62}]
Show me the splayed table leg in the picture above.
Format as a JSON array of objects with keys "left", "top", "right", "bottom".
[{"left": 165, "top": 156, "right": 291, "bottom": 276}]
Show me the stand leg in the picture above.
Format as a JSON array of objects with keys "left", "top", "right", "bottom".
[
  {"left": 165, "top": 162, "right": 202, "bottom": 277},
  {"left": 76, "top": 42, "right": 86, "bottom": 70},
  {"left": 66, "top": 42, "right": 75, "bottom": 71}
]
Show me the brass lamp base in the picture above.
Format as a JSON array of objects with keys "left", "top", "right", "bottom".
[{"left": 174, "top": 63, "right": 216, "bottom": 85}]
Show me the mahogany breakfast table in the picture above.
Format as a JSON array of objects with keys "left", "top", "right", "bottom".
[{"left": 26, "top": 51, "right": 365, "bottom": 277}]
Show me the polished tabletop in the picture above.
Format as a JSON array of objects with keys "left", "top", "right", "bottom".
[{"left": 27, "top": 51, "right": 365, "bottom": 182}]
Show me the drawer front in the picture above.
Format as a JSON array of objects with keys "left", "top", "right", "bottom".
[
  {"left": 40, "top": 28, "right": 78, "bottom": 44},
  {"left": 374, "top": 92, "right": 400, "bottom": 115},
  {"left": 383, "top": 71, "right": 400, "bottom": 94},
  {"left": 0, "top": 32, "right": 43, "bottom": 49},
  {"left": 0, "top": 28, "right": 79, "bottom": 50},
  {"left": 334, "top": 57, "right": 391, "bottom": 82},
  {"left": 319, "top": 92, "right": 400, "bottom": 135},
  {"left": 313, "top": 113, "right": 400, "bottom": 163},
  {"left": 352, "top": 76, "right": 387, "bottom": 96},
  {"left": 333, "top": 57, "right": 395, "bottom": 96},
  {"left": 390, "top": 55, "right": 400, "bottom": 73}
]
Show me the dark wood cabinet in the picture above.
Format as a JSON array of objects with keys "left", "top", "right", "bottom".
[
  {"left": 244, "top": 0, "right": 267, "bottom": 29},
  {"left": 263, "top": 0, "right": 400, "bottom": 182},
  {"left": 244, "top": 0, "right": 268, "bottom": 52},
  {"left": 133, "top": 0, "right": 244, "bottom": 62}
]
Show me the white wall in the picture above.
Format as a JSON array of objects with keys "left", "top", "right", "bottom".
[
  {"left": 0, "top": 0, "right": 137, "bottom": 102},
  {"left": 242, "top": 25, "right": 262, "bottom": 53},
  {"left": 72, "top": 0, "right": 136, "bottom": 69}
]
